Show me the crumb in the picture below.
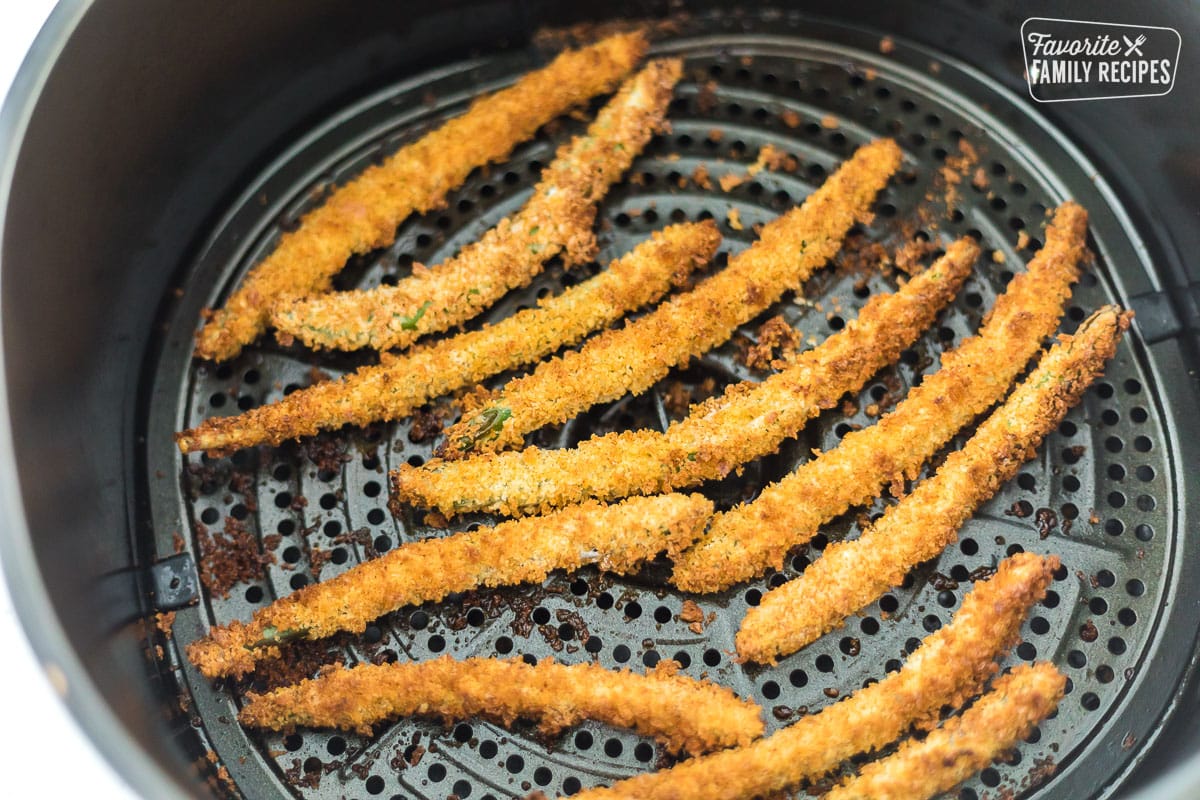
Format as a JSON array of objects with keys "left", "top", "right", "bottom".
[
  {"left": 780, "top": 109, "right": 802, "bottom": 128},
  {"left": 696, "top": 80, "right": 718, "bottom": 114},
  {"left": 820, "top": 115, "right": 839, "bottom": 129},
  {"left": 835, "top": 231, "right": 892, "bottom": 276},
  {"left": 740, "top": 315, "right": 800, "bottom": 371},
  {"left": 719, "top": 172, "right": 746, "bottom": 192},
  {"left": 727, "top": 208, "right": 744, "bottom": 231},
  {"left": 894, "top": 235, "right": 941, "bottom": 274},
  {"left": 993, "top": 249, "right": 1006, "bottom": 264},
  {"left": 300, "top": 434, "right": 351, "bottom": 474},
  {"left": 972, "top": 166, "right": 989, "bottom": 191},
  {"left": 707, "top": 128, "right": 724, "bottom": 142},
  {"left": 679, "top": 599, "right": 705, "bottom": 634},
  {"left": 408, "top": 403, "right": 452, "bottom": 443},
  {"left": 1017, "top": 230, "right": 1031, "bottom": 249},
  {"left": 155, "top": 611, "right": 176, "bottom": 636},
  {"left": 879, "top": 36, "right": 895, "bottom": 54},
  {"left": 691, "top": 163, "right": 713, "bottom": 190},
  {"left": 748, "top": 144, "right": 793, "bottom": 177},
  {"left": 195, "top": 517, "right": 274, "bottom": 599},
  {"left": 663, "top": 381, "right": 694, "bottom": 418}
]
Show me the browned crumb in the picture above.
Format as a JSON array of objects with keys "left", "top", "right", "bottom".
[
  {"left": 697, "top": 80, "right": 719, "bottom": 114},
  {"left": 781, "top": 109, "right": 802, "bottom": 128},
  {"left": 679, "top": 599, "right": 706, "bottom": 634},
  {"left": 973, "top": 166, "right": 990, "bottom": 191},
  {"left": 692, "top": 163, "right": 714, "bottom": 190},
  {"left": 155, "top": 611, "right": 176, "bottom": 636},
  {"left": 834, "top": 231, "right": 892, "bottom": 276},
  {"left": 408, "top": 404, "right": 452, "bottom": 444},
  {"left": 993, "top": 249, "right": 1007, "bottom": 264},
  {"left": 938, "top": 139, "right": 981, "bottom": 215},
  {"left": 879, "top": 36, "right": 896, "bottom": 54},
  {"left": 740, "top": 315, "right": 801, "bottom": 371},
  {"left": 821, "top": 115, "right": 840, "bottom": 129},
  {"left": 719, "top": 172, "right": 746, "bottom": 192},
  {"left": 893, "top": 235, "right": 941, "bottom": 274},
  {"left": 727, "top": 208, "right": 744, "bottom": 231},
  {"left": 747, "top": 144, "right": 795, "bottom": 179},
  {"left": 663, "top": 381, "right": 694, "bottom": 418},
  {"left": 196, "top": 517, "right": 274, "bottom": 599}
]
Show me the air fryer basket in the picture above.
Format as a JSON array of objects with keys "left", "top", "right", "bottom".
[{"left": 2, "top": 3, "right": 1198, "bottom": 800}]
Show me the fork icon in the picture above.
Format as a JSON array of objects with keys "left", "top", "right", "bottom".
[{"left": 1123, "top": 34, "right": 1147, "bottom": 56}]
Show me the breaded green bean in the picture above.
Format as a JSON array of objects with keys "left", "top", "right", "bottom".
[
  {"left": 239, "top": 656, "right": 763, "bottom": 756},
  {"left": 194, "top": 32, "right": 647, "bottom": 362},
  {"left": 824, "top": 663, "right": 1066, "bottom": 800},
  {"left": 391, "top": 238, "right": 976, "bottom": 517},
  {"left": 176, "top": 221, "right": 719, "bottom": 456},
  {"left": 736, "top": 306, "right": 1130, "bottom": 664},
  {"left": 671, "top": 202, "right": 1087, "bottom": 592},
  {"left": 437, "top": 138, "right": 905, "bottom": 458},
  {"left": 565, "top": 552, "right": 1058, "bottom": 800},
  {"left": 186, "top": 493, "right": 711, "bottom": 679},
  {"left": 269, "top": 59, "right": 682, "bottom": 352}
]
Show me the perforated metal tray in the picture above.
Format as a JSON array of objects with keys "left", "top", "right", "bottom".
[{"left": 141, "top": 11, "right": 1197, "bottom": 800}]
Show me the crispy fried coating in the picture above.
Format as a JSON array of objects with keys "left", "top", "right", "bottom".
[
  {"left": 269, "top": 59, "right": 682, "bottom": 352},
  {"left": 393, "top": 238, "right": 975, "bottom": 517},
  {"left": 736, "top": 306, "right": 1131, "bottom": 664},
  {"left": 239, "top": 656, "right": 763, "bottom": 755},
  {"left": 193, "top": 32, "right": 647, "bottom": 362},
  {"left": 176, "top": 222, "right": 719, "bottom": 455},
  {"left": 186, "top": 493, "right": 711, "bottom": 679},
  {"left": 671, "top": 202, "right": 1088, "bottom": 592},
  {"left": 437, "top": 138, "right": 904, "bottom": 458},
  {"left": 824, "top": 663, "right": 1066, "bottom": 800},
  {"left": 565, "top": 553, "right": 1058, "bottom": 800}
]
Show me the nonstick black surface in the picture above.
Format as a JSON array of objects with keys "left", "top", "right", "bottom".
[{"left": 126, "top": 10, "right": 1198, "bottom": 800}]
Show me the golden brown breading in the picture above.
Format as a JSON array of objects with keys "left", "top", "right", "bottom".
[
  {"left": 269, "top": 59, "right": 682, "bottom": 352},
  {"left": 436, "top": 138, "right": 904, "bottom": 458},
  {"left": 565, "top": 553, "right": 1057, "bottom": 800},
  {"left": 186, "top": 493, "right": 711, "bottom": 679},
  {"left": 176, "top": 221, "right": 719, "bottom": 455},
  {"left": 671, "top": 202, "right": 1088, "bottom": 592},
  {"left": 736, "top": 306, "right": 1130, "bottom": 664},
  {"left": 239, "top": 656, "right": 763, "bottom": 755},
  {"left": 823, "top": 663, "right": 1066, "bottom": 800},
  {"left": 392, "top": 239, "right": 976, "bottom": 517},
  {"left": 193, "top": 32, "right": 647, "bottom": 362}
]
